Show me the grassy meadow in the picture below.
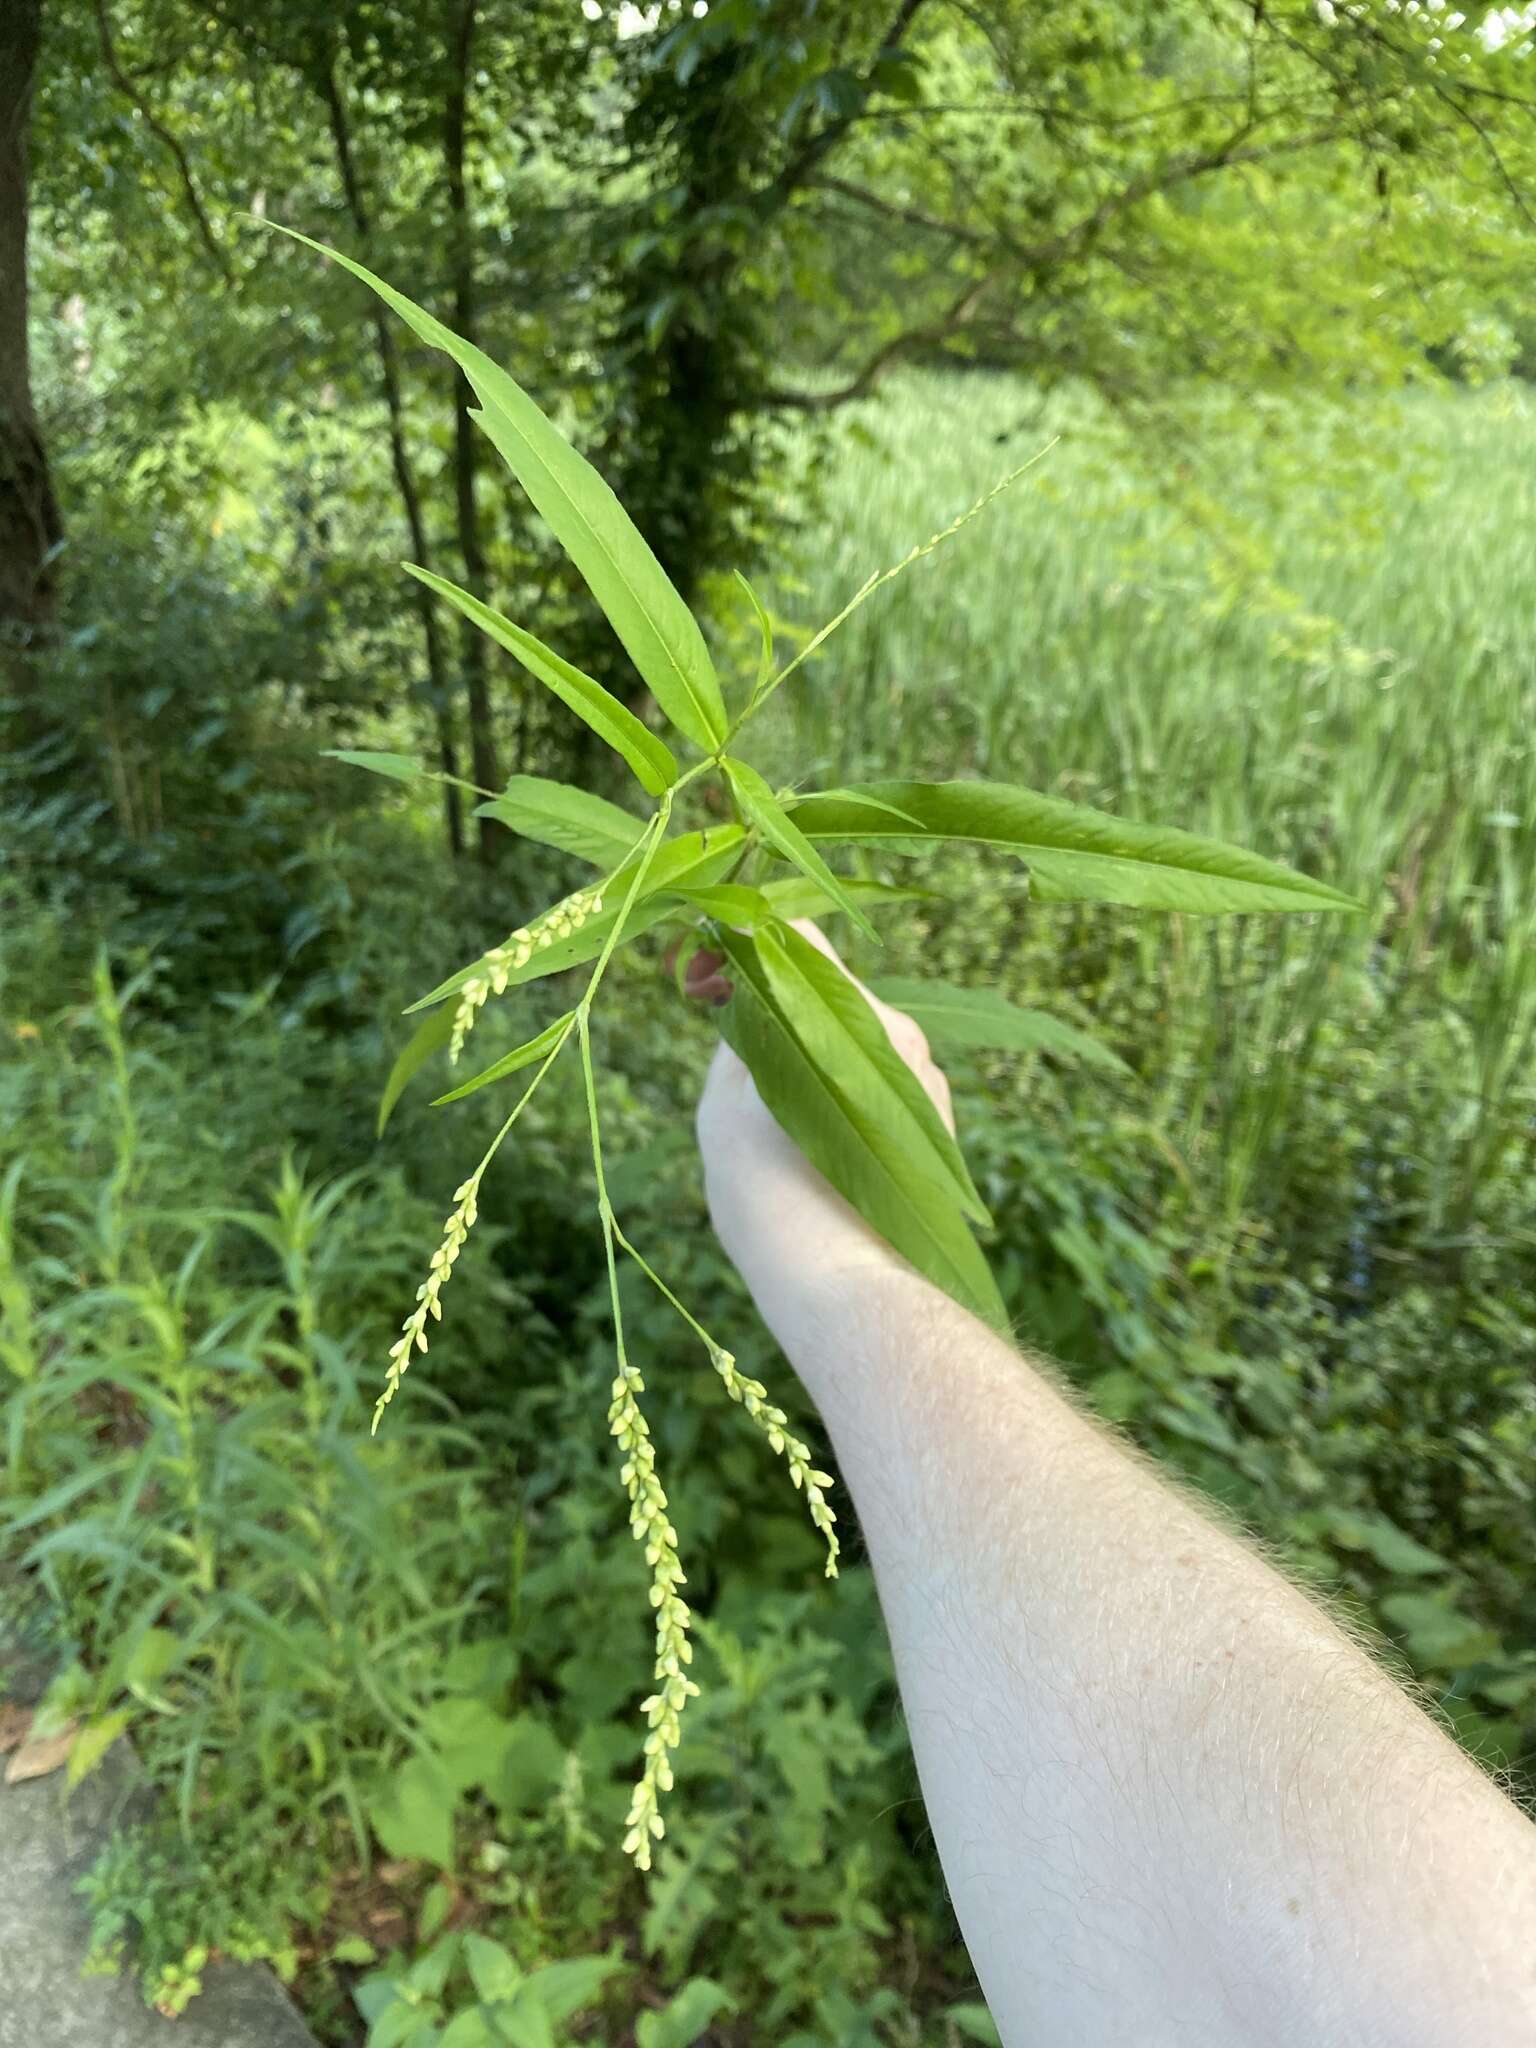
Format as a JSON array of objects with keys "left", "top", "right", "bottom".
[{"left": 3, "top": 374, "right": 1534, "bottom": 2042}]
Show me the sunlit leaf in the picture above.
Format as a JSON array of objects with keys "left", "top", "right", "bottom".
[
  {"left": 475, "top": 775, "right": 646, "bottom": 867},
  {"left": 270, "top": 229, "right": 726, "bottom": 750},
  {"left": 404, "top": 567, "right": 677, "bottom": 796},
  {"left": 323, "top": 749, "right": 422, "bottom": 785},
  {"left": 791, "top": 780, "right": 1361, "bottom": 914},
  {"left": 723, "top": 756, "right": 878, "bottom": 941}
]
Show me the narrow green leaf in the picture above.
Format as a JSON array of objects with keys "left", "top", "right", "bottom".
[
  {"left": 323, "top": 748, "right": 422, "bottom": 785},
  {"left": 790, "top": 781, "right": 1362, "bottom": 915},
  {"left": 870, "top": 979, "right": 1131, "bottom": 1074},
  {"left": 475, "top": 775, "right": 645, "bottom": 867},
  {"left": 272, "top": 227, "right": 726, "bottom": 750},
  {"left": 432, "top": 1014, "right": 575, "bottom": 1106},
  {"left": 734, "top": 570, "right": 774, "bottom": 696},
  {"left": 788, "top": 786, "right": 921, "bottom": 827},
  {"left": 404, "top": 566, "right": 677, "bottom": 796},
  {"left": 405, "top": 827, "right": 746, "bottom": 1013},
  {"left": 713, "top": 928, "right": 1006, "bottom": 1327},
  {"left": 378, "top": 1006, "right": 455, "bottom": 1137},
  {"left": 760, "top": 875, "right": 934, "bottom": 920},
  {"left": 757, "top": 923, "right": 990, "bottom": 1226},
  {"left": 670, "top": 882, "right": 775, "bottom": 926},
  {"left": 722, "top": 756, "right": 879, "bottom": 942}
]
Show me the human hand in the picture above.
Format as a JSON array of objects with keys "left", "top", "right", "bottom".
[{"left": 689, "top": 920, "right": 956, "bottom": 1323}]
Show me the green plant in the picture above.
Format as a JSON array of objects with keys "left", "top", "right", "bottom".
[{"left": 282, "top": 231, "right": 1360, "bottom": 1867}]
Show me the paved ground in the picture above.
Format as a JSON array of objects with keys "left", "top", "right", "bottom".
[{"left": 1, "top": 1629, "right": 316, "bottom": 2048}]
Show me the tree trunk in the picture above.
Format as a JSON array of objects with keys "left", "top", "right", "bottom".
[
  {"left": 320, "top": 59, "right": 465, "bottom": 858},
  {"left": 0, "top": 0, "right": 62, "bottom": 732},
  {"left": 444, "top": 0, "right": 499, "bottom": 859}
]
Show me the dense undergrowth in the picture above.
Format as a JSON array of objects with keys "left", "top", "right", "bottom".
[{"left": 2, "top": 380, "right": 1534, "bottom": 2045}]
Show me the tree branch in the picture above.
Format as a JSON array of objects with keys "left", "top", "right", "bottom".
[
  {"left": 762, "top": 266, "right": 1002, "bottom": 410},
  {"left": 808, "top": 174, "right": 990, "bottom": 245},
  {"left": 773, "top": 0, "right": 934, "bottom": 199},
  {"left": 92, "top": 0, "right": 231, "bottom": 280},
  {"left": 763, "top": 121, "right": 1348, "bottom": 415}
]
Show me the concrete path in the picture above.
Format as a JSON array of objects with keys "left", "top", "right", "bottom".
[{"left": 1, "top": 1632, "right": 316, "bottom": 2048}]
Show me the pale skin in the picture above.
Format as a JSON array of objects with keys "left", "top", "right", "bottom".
[{"left": 689, "top": 924, "right": 1536, "bottom": 2048}]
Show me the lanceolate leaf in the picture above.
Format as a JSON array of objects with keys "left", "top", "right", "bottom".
[
  {"left": 670, "top": 882, "right": 775, "bottom": 926},
  {"left": 324, "top": 749, "right": 423, "bottom": 785},
  {"left": 722, "top": 757, "right": 879, "bottom": 942},
  {"left": 404, "top": 566, "right": 677, "bottom": 796},
  {"left": 790, "top": 781, "right": 1362, "bottom": 915},
  {"left": 871, "top": 979, "right": 1132, "bottom": 1074},
  {"left": 712, "top": 927, "right": 1006, "bottom": 1329},
  {"left": 734, "top": 570, "right": 774, "bottom": 697},
  {"left": 274, "top": 228, "right": 726, "bottom": 753},
  {"left": 757, "top": 924, "right": 990, "bottom": 1227},
  {"left": 761, "top": 875, "right": 935, "bottom": 919},
  {"left": 378, "top": 1006, "right": 455, "bottom": 1136},
  {"left": 475, "top": 776, "right": 645, "bottom": 867},
  {"left": 788, "top": 787, "right": 921, "bottom": 827},
  {"left": 433, "top": 1014, "right": 575, "bottom": 1106},
  {"left": 405, "top": 827, "right": 746, "bottom": 1013}
]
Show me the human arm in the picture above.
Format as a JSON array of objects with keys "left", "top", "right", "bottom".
[{"left": 693, "top": 936, "right": 1536, "bottom": 2048}]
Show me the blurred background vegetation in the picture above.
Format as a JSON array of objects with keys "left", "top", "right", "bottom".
[{"left": 3, "top": 2, "right": 1535, "bottom": 2042}]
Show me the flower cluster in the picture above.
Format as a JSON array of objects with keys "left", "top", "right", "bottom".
[
  {"left": 608, "top": 1359, "right": 697, "bottom": 1869},
  {"left": 448, "top": 886, "right": 604, "bottom": 1064},
  {"left": 708, "top": 1344, "right": 839, "bottom": 1577},
  {"left": 374, "top": 1171, "right": 481, "bottom": 1431}
]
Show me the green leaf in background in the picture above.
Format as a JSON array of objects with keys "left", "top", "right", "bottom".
[
  {"left": 871, "top": 979, "right": 1131, "bottom": 1074},
  {"left": 437, "top": 2014, "right": 497, "bottom": 2048},
  {"left": 790, "top": 780, "right": 1362, "bottom": 914},
  {"left": 405, "top": 827, "right": 746, "bottom": 1013},
  {"left": 270, "top": 232, "right": 726, "bottom": 751},
  {"left": 367, "top": 1754, "right": 455, "bottom": 1867},
  {"left": 463, "top": 1931, "right": 521, "bottom": 2004},
  {"left": 432, "top": 1014, "right": 574, "bottom": 1107},
  {"left": 1322, "top": 1508, "right": 1448, "bottom": 1578},
  {"left": 636, "top": 1977, "right": 735, "bottom": 2048},
  {"left": 946, "top": 2003, "right": 1003, "bottom": 2045},
  {"left": 474, "top": 774, "right": 645, "bottom": 867},
  {"left": 403, "top": 567, "right": 677, "bottom": 796},
  {"left": 520, "top": 1954, "right": 627, "bottom": 2025},
  {"left": 723, "top": 756, "right": 879, "bottom": 942},
  {"left": 323, "top": 749, "right": 422, "bottom": 785},
  {"left": 66, "top": 1709, "right": 131, "bottom": 1788},
  {"left": 757, "top": 922, "right": 990, "bottom": 1226},
  {"left": 378, "top": 1006, "right": 456, "bottom": 1136},
  {"left": 496, "top": 2006, "right": 555, "bottom": 2048},
  {"left": 712, "top": 926, "right": 1006, "bottom": 1328}
]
